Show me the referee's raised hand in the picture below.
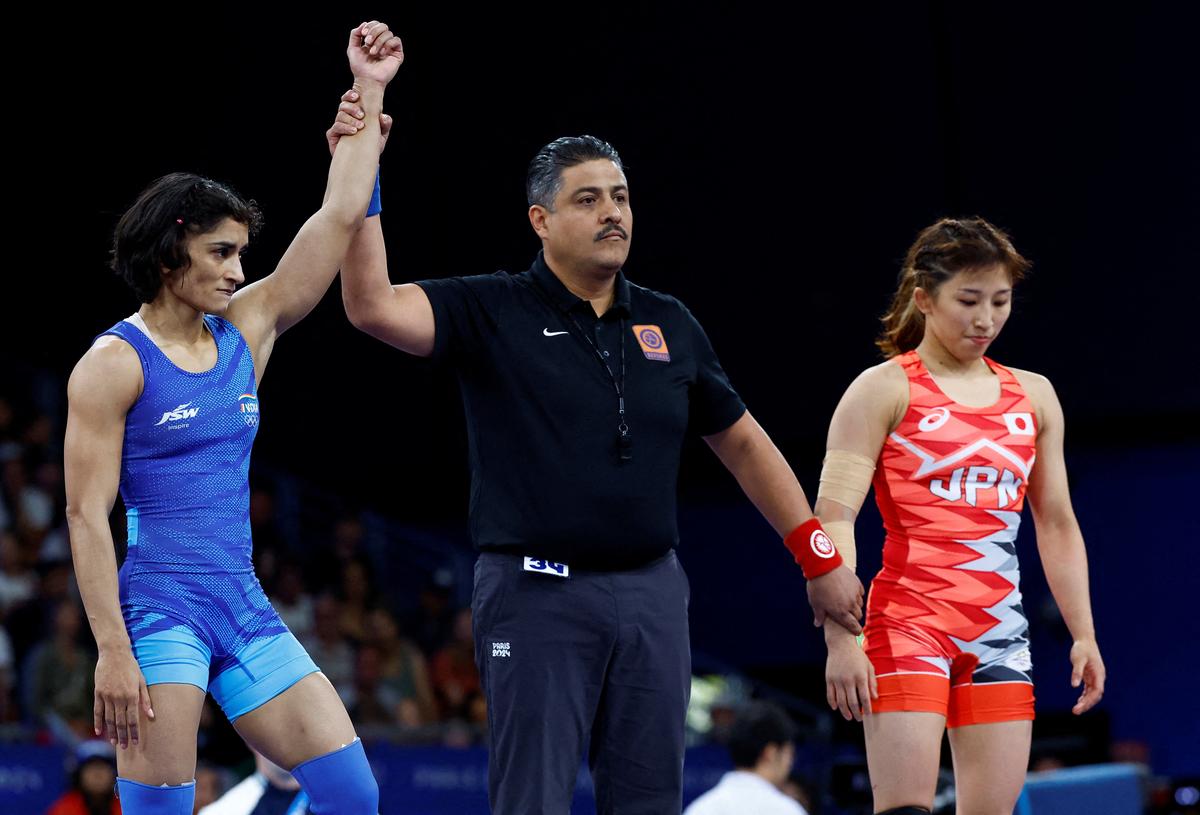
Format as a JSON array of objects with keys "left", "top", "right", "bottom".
[{"left": 327, "top": 88, "right": 393, "bottom": 157}]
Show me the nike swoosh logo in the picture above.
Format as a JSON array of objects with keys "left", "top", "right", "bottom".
[{"left": 543, "top": 328, "right": 569, "bottom": 337}]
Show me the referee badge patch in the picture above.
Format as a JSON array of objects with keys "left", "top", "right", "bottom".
[{"left": 632, "top": 324, "right": 670, "bottom": 362}]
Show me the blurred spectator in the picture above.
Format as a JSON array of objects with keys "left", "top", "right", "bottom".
[
  {"left": 781, "top": 773, "right": 816, "bottom": 814},
  {"left": 198, "top": 750, "right": 307, "bottom": 815},
  {"left": 45, "top": 740, "right": 121, "bottom": 815},
  {"left": 34, "top": 460, "right": 70, "bottom": 562},
  {"left": 441, "top": 717, "right": 478, "bottom": 750},
  {"left": 332, "top": 516, "right": 366, "bottom": 560},
  {"left": 300, "top": 594, "right": 355, "bottom": 701},
  {"left": 249, "top": 488, "right": 284, "bottom": 548},
  {"left": 26, "top": 600, "right": 95, "bottom": 739},
  {"left": 23, "top": 413, "right": 56, "bottom": 457},
  {"left": 2, "top": 456, "right": 50, "bottom": 537},
  {"left": 1111, "top": 738, "right": 1151, "bottom": 765},
  {"left": 0, "top": 401, "right": 19, "bottom": 529},
  {"left": 0, "top": 528, "right": 36, "bottom": 613},
  {"left": 193, "top": 761, "right": 230, "bottom": 814},
  {"left": 197, "top": 698, "right": 253, "bottom": 769},
  {"left": 430, "top": 608, "right": 481, "bottom": 721},
  {"left": 269, "top": 563, "right": 313, "bottom": 642},
  {"left": 345, "top": 644, "right": 398, "bottom": 726},
  {"left": 0, "top": 621, "right": 15, "bottom": 723},
  {"left": 337, "top": 559, "right": 375, "bottom": 645},
  {"left": 308, "top": 515, "right": 366, "bottom": 595},
  {"left": 8, "top": 561, "right": 75, "bottom": 669},
  {"left": 1031, "top": 755, "right": 1067, "bottom": 772},
  {"left": 366, "top": 608, "right": 436, "bottom": 726},
  {"left": 0, "top": 396, "right": 16, "bottom": 446},
  {"left": 405, "top": 572, "right": 455, "bottom": 657},
  {"left": 249, "top": 488, "right": 285, "bottom": 595},
  {"left": 684, "top": 701, "right": 807, "bottom": 815},
  {"left": 708, "top": 693, "right": 742, "bottom": 747}
]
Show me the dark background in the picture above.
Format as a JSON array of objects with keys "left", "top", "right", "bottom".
[{"left": 6, "top": 2, "right": 1198, "bottom": 778}]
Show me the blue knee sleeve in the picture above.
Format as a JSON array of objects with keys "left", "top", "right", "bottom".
[
  {"left": 115, "top": 778, "right": 196, "bottom": 815},
  {"left": 291, "top": 738, "right": 378, "bottom": 814}
]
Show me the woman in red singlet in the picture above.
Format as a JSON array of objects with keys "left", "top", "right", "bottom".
[{"left": 816, "top": 218, "right": 1105, "bottom": 815}]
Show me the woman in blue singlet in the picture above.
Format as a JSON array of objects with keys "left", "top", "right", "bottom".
[{"left": 63, "top": 22, "right": 400, "bottom": 815}]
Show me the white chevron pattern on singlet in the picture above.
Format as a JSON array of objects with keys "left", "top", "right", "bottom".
[{"left": 889, "top": 432, "right": 1037, "bottom": 479}]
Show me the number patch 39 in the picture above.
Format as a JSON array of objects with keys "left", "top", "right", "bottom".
[{"left": 523, "top": 557, "right": 570, "bottom": 578}]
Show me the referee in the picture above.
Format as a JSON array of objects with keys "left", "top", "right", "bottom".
[{"left": 335, "top": 126, "right": 863, "bottom": 813}]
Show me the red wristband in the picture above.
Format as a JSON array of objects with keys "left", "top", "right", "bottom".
[{"left": 784, "top": 518, "right": 843, "bottom": 579}]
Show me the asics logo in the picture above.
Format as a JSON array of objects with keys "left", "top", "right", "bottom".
[
  {"left": 918, "top": 407, "right": 952, "bottom": 432},
  {"left": 154, "top": 403, "right": 200, "bottom": 426},
  {"left": 543, "top": 328, "right": 569, "bottom": 337}
]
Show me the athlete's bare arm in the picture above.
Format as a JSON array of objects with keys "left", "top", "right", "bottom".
[
  {"left": 816, "top": 360, "right": 908, "bottom": 721},
  {"left": 1014, "top": 368, "right": 1105, "bottom": 715},
  {"left": 226, "top": 22, "right": 402, "bottom": 381},
  {"left": 704, "top": 412, "right": 865, "bottom": 634},
  {"left": 63, "top": 337, "right": 155, "bottom": 750}
]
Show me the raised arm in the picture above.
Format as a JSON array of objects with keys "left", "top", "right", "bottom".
[
  {"left": 1020, "top": 371, "right": 1105, "bottom": 715},
  {"left": 63, "top": 338, "right": 154, "bottom": 749},
  {"left": 704, "top": 411, "right": 864, "bottom": 634},
  {"left": 227, "top": 22, "right": 403, "bottom": 378},
  {"left": 327, "top": 93, "right": 436, "bottom": 357},
  {"left": 815, "top": 361, "right": 906, "bottom": 721}
]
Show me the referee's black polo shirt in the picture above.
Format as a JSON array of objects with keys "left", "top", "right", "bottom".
[{"left": 416, "top": 251, "right": 746, "bottom": 570}]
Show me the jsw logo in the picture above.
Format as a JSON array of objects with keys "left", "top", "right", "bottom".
[{"left": 154, "top": 403, "right": 200, "bottom": 426}]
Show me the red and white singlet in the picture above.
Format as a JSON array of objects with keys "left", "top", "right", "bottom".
[{"left": 865, "top": 350, "right": 1038, "bottom": 726}]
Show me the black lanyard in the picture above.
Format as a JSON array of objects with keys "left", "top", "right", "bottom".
[{"left": 528, "top": 279, "right": 633, "bottom": 463}]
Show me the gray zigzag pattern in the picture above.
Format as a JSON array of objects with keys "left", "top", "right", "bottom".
[{"left": 948, "top": 510, "right": 1032, "bottom": 683}]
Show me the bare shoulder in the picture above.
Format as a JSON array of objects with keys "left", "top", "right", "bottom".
[
  {"left": 856, "top": 357, "right": 908, "bottom": 392},
  {"left": 844, "top": 357, "right": 908, "bottom": 408},
  {"left": 1006, "top": 365, "right": 1063, "bottom": 431},
  {"left": 825, "top": 357, "right": 908, "bottom": 452},
  {"left": 835, "top": 357, "right": 909, "bottom": 432},
  {"left": 1007, "top": 365, "right": 1059, "bottom": 404},
  {"left": 224, "top": 288, "right": 271, "bottom": 345},
  {"left": 69, "top": 335, "right": 143, "bottom": 409},
  {"left": 1007, "top": 364, "right": 1052, "bottom": 391}
]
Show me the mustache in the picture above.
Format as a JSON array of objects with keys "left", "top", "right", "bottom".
[{"left": 595, "top": 225, "right": 628, "bottom": 241}]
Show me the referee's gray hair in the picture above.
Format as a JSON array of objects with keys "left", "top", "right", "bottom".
[{"left": 526, "top": 135, "right": 623, "bottom": 209}]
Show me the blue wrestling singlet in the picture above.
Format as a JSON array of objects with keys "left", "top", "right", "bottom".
[{"left": 101, "top": 315, "right": 317, "bottom": 719}]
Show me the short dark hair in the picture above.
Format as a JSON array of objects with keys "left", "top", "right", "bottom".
[
  {"left": 110, "top": 172, "right": 263, "bottom": 303},
  {"left": 526, "top": 135, "right": 623, "bottom": 209},
  {"left": 727, "top": 702, "right": 798, "bottom": 769}
]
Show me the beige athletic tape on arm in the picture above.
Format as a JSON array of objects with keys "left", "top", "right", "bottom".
[
  {"left": 822, "top": 520, "right": 857, "bottom": 571},
  {"left": 817, "top": 450, "right": 877, "bottom": 572}
]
